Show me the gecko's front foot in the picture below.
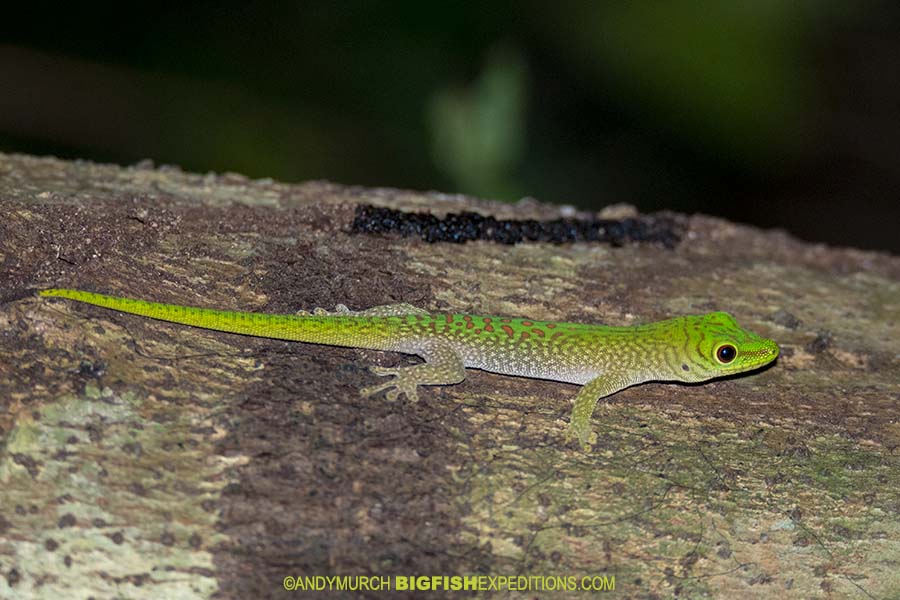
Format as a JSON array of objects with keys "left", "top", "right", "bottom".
[
  {"left": 564, "top": 419, "right": 596, "bottom": 452},
  {"left": 360, "top": 366, "right": 421, "bottom": 402}
]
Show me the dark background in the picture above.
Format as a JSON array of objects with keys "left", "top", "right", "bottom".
[{"left": 2, "top": 2, "right": 898, "bottom": 252}]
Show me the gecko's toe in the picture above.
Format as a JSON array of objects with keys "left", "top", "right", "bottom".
[
  {"left": 370, "top": 366, "right": 398, "bottom": 377},
  {"left": 564, "top": 423, "right": 594, "bottom": 452},
  {"left": 361, "top": 382, "right": 391, "bottom": 398}
]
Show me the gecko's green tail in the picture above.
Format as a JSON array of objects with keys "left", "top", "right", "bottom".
[{"left": 38, "top": 288, "right": 402, "bottom": 350}]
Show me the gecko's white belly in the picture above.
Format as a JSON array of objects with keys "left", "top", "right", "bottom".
[{"left": 457, "top": 346, "right": 596, "bottom": 386}]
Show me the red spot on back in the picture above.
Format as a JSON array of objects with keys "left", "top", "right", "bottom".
[
  {"left": 545, "top": 323, "right": 557, "bottom": 329},
  {"left": 500, "top": 318, "right": 511, "bottom": 323},
  {"left": 520, "top": 331, "right": 531, "bottom": 341},
  {"left": 521, "top": 320, "right": 533, "bottom": 327},
  {"left": 551, "top": 332, "right": 565, "bottom": 340},
  {"left": 482, "top": 317, "right": 492, "bottom": 324},
  {"left": 474, "top": 328, "right": 481, "bottom": 334},
  {"left": 484, "top": 324, "right": 494, "bottom": 332},
  {"left": 445, "top": 314, "right": 453, "bottom": 324},
  {"left": 532, "top": 328, "right": 545, "bottom": 337},
  {"left": 463, "top": 315, "right": 473, "bottom": 322},
  {"left": 501, "top": 325, "right": 514, "bottom": 338},
  {"left": 466, "top": 321, "right": 474, "bottom": 329}
]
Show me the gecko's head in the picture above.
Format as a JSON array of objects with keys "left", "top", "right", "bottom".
[{"left": 675, "top": 312, "right": 779, "bottom": 382}]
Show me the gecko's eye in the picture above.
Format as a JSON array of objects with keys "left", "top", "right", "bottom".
[{"left": 715, "top": 344, "right": 737, "bottom": 364}]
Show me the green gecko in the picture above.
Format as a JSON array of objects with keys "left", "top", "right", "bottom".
[{"left": 37, "top": 288, "right": 779, "bottom": 449}]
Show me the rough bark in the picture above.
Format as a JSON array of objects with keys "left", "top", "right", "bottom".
[{"left": 0, "top": 152, "right": 898, "bottom": 598}]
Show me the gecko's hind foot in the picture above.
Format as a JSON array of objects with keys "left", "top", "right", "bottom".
[
  {"left": 296, "top": 304, "right": 352, "bottom": 316},
  {"left": 360, "top": 366, "right": 421, "bottom": 402},
  {"left": 358, "top": 343, "right": 465, "bottom": 405},
  {"left": 298, "top": 303, "right": 427, "bottom": 317}
]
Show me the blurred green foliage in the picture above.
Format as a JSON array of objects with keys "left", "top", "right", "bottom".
[
  {"left": 553, "top": 2, "right": 827, "bottom": 165},
  {"left": 0, "top": 1, "right": 896, "bottom": 250},
  {"left": 428, "top": 46, "right": 528, "bottom": 199}
]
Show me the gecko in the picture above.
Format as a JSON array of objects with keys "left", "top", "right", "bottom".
[{"left": 36, "top": 288, "right": 779, "bottom": 449}]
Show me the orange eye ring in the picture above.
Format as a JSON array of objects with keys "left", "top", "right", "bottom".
[{"left": 716, "top": 344, "right": 737, "bottom": 364}]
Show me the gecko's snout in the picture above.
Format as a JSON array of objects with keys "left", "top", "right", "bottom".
[
  {"left": 748, "top": 338, "right": 779, "bottom": 367},
  {"left": 732, "top": 337, "right": 779, "bottom": 371}
]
